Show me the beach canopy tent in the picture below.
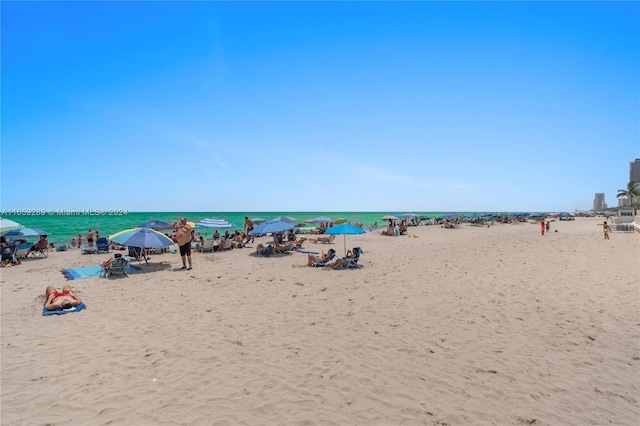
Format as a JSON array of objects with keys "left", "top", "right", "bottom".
[
  {"left": 325, "top": 223, "right": 366, "bottom": 256},
  {"left": 250, "top": 220, "right": 294, "bottom": 236},
  {"left": 558, "top": 212, "right": 575, "bottom": 221},
  {"left": 0, "top": 218, "right": 22, "bottom": 234},
  {"left": 3, "top": 227, "right": 49, "bottom": 239},
  {"left": 138, "top": 220, "right": 173, "bottom": 230},
  {"left": 195, "top": 217, "right": 236, "bottom": 228}
]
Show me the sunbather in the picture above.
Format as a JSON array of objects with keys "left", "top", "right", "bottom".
[
  {"left": 256, "top": 243, "right": 275, "bottom": 256},
  {"left": 44, "top": 285, "right": 83, "bottom": 311},
  {"left": 332, "top": 247, "right": 360, "bottom": 269},
  {"left": 306, "top": 249, "right": 336, "bottom": 267},
  {"left": 26, "top": 235, "right": 48, "bottom": 256},
  {"left": 103, "top": 253, "right": 123, "bottom": 268},
  {"left": 217, "top": 238, "right": 235, "bottom": 250},
  {"left": 311, "top": 235, "right": 335, "bottom": 244}
]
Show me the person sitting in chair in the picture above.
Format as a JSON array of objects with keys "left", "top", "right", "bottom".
[
  {"left": 256, "top": 243, "right": 275, "bottom": 256},
  {"left": 217, "top": 237, "right": 235, "bottom": 250},
  {"left": 103, "top": 253, "right": 123, "bottom": 269},
  {"left": 306, "top": 249, "right": 336, "bottom": 267},
  {"left": 331, "top": 247, "right": 360, "bottom": 270},
  {"left": 44, "top": 285, "right": 83, "bottom": 311},
  {"left": 26, "top": 235, "right": 48, "bottom": 256}
]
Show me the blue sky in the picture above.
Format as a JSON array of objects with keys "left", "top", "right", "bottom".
[{"left": 2, "top": 1, "right": 638, "bottom": 212}]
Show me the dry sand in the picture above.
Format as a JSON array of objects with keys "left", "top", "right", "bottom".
[{"left": 1, "top": 217, "right": 638, "bottom": 425}]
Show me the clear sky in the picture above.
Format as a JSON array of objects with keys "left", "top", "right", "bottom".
[{"left": 2, "top": 1, "right": 638, "bottom": 212}]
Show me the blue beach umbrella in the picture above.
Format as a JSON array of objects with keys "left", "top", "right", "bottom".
[
  {"left": 325, "top": 223, "right": 366, "bottom": 256},
  {"left": 273, "top": 216, "right": 297, "bottom": 223},
  {"left": 312, "top": 216, "right": 334, "bottom": 223},
  {"left": 109, "top": 227, "right": 174, "bottom": 248},
  {"left": 2, "top": 227, "right": 49, "bottom": 238},
  {"left": 195, "top": 217, "right": 236, "bottom": 228},
  {"left": 250, "top": 217, "right": 267, "bottom": 224},
  {"left": 250, "top": 220, "right": 294, "bottom": 235},
  {"left": 138, "top": 220, "right": 173, "bottom": 230}
]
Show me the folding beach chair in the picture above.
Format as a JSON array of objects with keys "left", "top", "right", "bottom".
[
  {"left": 128, "top": 246, "right": 149, "bottom": 265},
  {"left": 101, "top": 256, "right": 131, "bottom": 278},
  {"left": 96, "top": 237, "right": 110, "bottom": 254}
]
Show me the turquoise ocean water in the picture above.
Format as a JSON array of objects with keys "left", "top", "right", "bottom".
[{"left": 1, "top": 211, "right": 478, "bottom": 244}]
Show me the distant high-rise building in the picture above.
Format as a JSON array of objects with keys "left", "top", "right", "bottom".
[
  {"left": 631, "top": 158, "right": 640, "bottom": 183},
  {"left": 619, "top": 197, "right": 631, "bottom": 207},
  {"left": 593, "top": 193, "right": 607, "bottom": 210}
]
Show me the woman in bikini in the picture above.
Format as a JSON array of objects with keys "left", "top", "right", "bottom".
[{"left": 44, "top": 285, "right": 83, "bottom": 311}]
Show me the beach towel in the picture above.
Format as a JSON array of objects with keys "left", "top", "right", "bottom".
[
  {"left": 294, "top": 249, "right": 319, "bottom": 254},
  {"left": 60, "top": 264, "right": 142, "bottom": 280},
  {"left": 43, "top": 302, "right": 87, "bottom": 316}
]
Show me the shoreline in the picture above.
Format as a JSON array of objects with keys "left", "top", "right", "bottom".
[{"left": 1, "top": 217, "right": 638, "bottom": 425}]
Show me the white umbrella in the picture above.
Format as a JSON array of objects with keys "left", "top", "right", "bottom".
[
  {"left": 0, "top": 218, "right": 22, "bottom": 235},
  {"left": 195, "top": 217, "right": 236, "bottom": 228}
]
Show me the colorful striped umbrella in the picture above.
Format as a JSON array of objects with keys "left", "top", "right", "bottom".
[
  {"left": 195, "top": 217, "right": 236, "bottom": 228},
  {"left": 109, "top": 227, "right": 174, "bottom": 248}
]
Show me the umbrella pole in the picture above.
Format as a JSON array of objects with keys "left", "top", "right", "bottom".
[{"left": 344, "top": 235, "right": 347, "bottom": 257}]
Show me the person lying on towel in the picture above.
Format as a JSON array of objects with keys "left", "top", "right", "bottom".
[{"left": 44, "top": 285, "right": 83, "bottom": 311}]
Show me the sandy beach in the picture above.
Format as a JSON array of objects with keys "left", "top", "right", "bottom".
[{"left": 1, "top": 217, "right": 638, "bottom": 425}]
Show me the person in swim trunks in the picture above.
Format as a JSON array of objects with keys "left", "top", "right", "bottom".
[
  {"left": 44, "top": 285, "right": 82, "bottom": 311},
  {"left": 172, "top": 217, "right": 193, "bottom": 270},
  {"left": 86, "top": 230, "right": 95, "bottom": 247}
]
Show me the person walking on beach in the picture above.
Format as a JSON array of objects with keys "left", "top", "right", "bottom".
[
  {"left": 244, "top": 217, "right": 254, "bottom": 234},
  {"left": 600, "top": 221, "right": 611, "bottom": 240},
  {"left": 540, "top": 220, "right": 545, "bottom": 236},
  {"left": 172, "top": 218, "right": 193, "bottom": 270},
  {"left": 545, "top": 221, "right": 550, "bottom": 233}
]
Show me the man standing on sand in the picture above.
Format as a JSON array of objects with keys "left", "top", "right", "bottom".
[
  {"left": 87, "top": 230, "right": 95, "bottom": 247},
  {"left": 172, "top": 218, "right": 193, "bottom": 270},
  {"left": 244, "top": 216, "right": 254, "bottom": 234}
]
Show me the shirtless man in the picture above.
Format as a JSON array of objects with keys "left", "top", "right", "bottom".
[
  {"left": 172, "top": 218, "right": 192, "bottom": 270},
  {"left": 44, "top": 285, "right": 83, "bottom": 311},
  {"left": 244, "top": 217, "right": 254, "bottom": 234},
  {"left": 86, "top": 230, "right": 95, "bottom": 247}
]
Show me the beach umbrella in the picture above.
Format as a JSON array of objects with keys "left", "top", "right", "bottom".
[
  {"left": 138, "top": 220, "right": 173, "bottom": 230},
  {"left": 250, "top": 220, "right": 294, "bottom": 235},
  {"left": 0, "top": 218, "right": 22, "bottom": 234},
  {"left": 250, "top": 217, "right": 267, "bottom": 224},
  {"left": 3, "top": 227, "right": 49, "bottom": 238},
  {"left": 109, "top": 227, "right": 174, "bottom": 248},
  {"left": 273, "top": 216, "right": 297, "bottom": 223},
  {"left": 312, "top": 216, "right": 333, "bottom": 223},
  {"left": 334, "top": 218, "right": 348, "bottom": 224},
  {"left": 381, "top": 215, "right": 399, "bottom": 221},
  {"left": 195, "top": 217, "right": 236, "bottom": 228},
  {"left": 325, "top": 223, "right": 366, "bottom": 256}
]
